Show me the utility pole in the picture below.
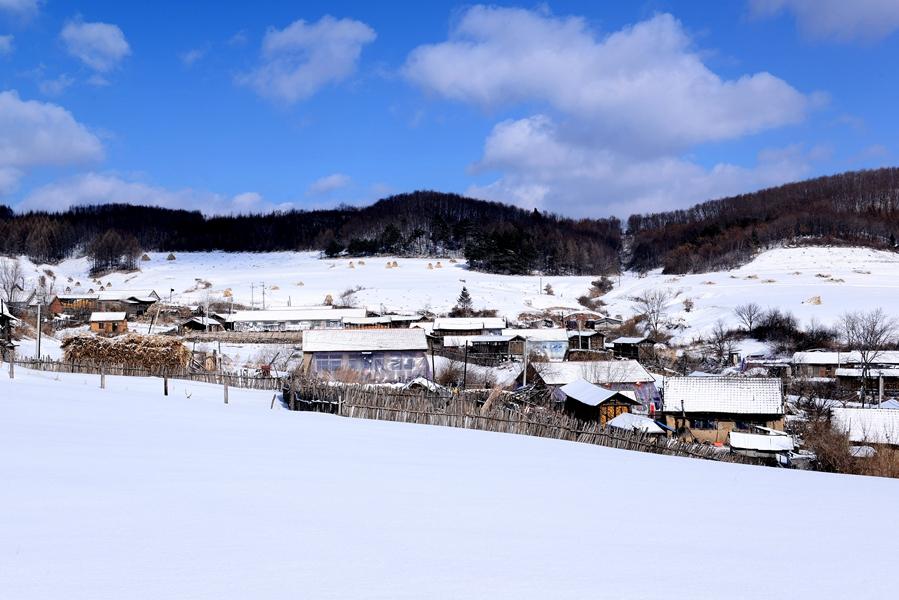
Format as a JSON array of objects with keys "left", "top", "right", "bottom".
[
  {"left": 262, "top": 281, "right": 266, "bottom": 310},
  {"left": 251, "top": 283, "right": 255, "bottom": 309},
  {"left": 36, "top": 303, "right": 42, "bottom": 364}
]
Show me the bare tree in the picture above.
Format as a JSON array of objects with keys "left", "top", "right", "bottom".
[
  {"left": 632, "top": 289, "right": 671, "bottom": 338},
  {"left": 841, "top": 308, "right": 897, "bottom": 404},
  {"left": 0, "top": 258, "right": 25, "bottom": 304},
  {"left": 708, "top": 320, "right": 736, "bottom": 367},
  {"left": 734, "top": 302, "right": 762, "bottom": 334}
]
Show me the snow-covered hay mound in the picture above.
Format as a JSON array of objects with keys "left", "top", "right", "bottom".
[{"left": 61, "top": 334, "right": 190, "bottom": 371}]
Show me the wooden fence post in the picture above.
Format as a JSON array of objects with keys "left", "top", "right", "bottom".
[
  {"left": 8, "top": 353, "right": 13, "bottom": 379},
  {"left": 223, "top": 382, "right": 229, "bottom": 405},
  {"left": 100, "top": 367, "right": 105, "bottom": 390},
  {"left": 163, "top": 376, "right": 169, "bottom": 396},
  {"left": 270, "top": 393, "right": 276, "bottom": 410}
]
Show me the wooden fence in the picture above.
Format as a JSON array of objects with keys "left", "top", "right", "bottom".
[
  {"left": 10, "top": 357, "right": 283, "bottom": 390},
  {"left": 284, "top": 378, "right": 760, "bottom": 465}
]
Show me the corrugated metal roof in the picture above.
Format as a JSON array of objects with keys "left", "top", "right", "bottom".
[
  {"left": 729, "top": 432, "right": 794, "bottom": 451},
  {"left": 303, "top": 329, "right": 428, "bottom": 352},
  {"left": 90, "top": 312, "right": 127, "bottom": 322},
  {"left": 559, "top": 378, "right": 638, "bottom": 407},
  {"left": 536, "top": 360, "right": 655, "bottom": 386},
  {"left": 662, "top": 377, "right": 783, "bottom": 415},
  {"left": 96, "top": 289, "right": 159, "bottom": 302},
  {"left": 832, "top": 408, "right": 899, "bottom": 445}
]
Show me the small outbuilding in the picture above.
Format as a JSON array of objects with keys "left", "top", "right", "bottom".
[
  {"left": 611, "top": 336, "right": 656, "bottom": 360},
  {"left": 89, "top": 312, "right": 128, "bottom": 335},
  {"left": 557, "top": 377, "right": 640, "bottom": 425}
]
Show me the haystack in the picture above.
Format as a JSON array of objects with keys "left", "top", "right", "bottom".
[
  {"left": 166, "top": 253, "right": 177, "bottom": 261},
  {"left": 62, "top": 334, "right": 190, "bottom": 372},
  {"left": 141, "top": 253, "right": 151, "bottom": 261}
]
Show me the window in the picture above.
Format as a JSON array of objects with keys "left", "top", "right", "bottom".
[
  {"left": 733, "top": 420, "right": 752, "bottom": 431},
  {"left": 691, "top": 418, "right": 717, "bottom": 430},
  {"left": 314, "top": 352, "right": 343, "bottom": 372}
]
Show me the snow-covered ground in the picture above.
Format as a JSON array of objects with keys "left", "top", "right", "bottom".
[
  {"left": 7, "top": 245, "right": 899, "bottom": 343},
  {"left": 2, "top": 367, "right": 898, "bottom": 599}
]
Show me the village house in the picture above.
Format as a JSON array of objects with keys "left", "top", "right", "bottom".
[
  {"left": 342, "top": 315, "right": 424, "bottom": 329},
  {"left": 431, "top": 317, "right": 506, "bottom": 338},
  {"left": 89, "top": 312, "right": 128, "bottom": 335},
  {"left": 831, "top": 407, "right": 899, "bottom": 447},
  {"left": 518, "top": 359, "right": 660, "bottom": 411},
  {"left": 1, "top": 299, "right": 18, "bottom": 360},
  {"left": 301, "top": 328, "right": 430, "bottom": 383},
  {"left": 835, "top": 367, "right": 899, "bottom": 399},
  {"left": 441, "top": 334, "right": 521, "bottom": 361},
  {"left": 178, "top": 316, "right": 225, "bottom": 334},
  {"left": 225, "top": 308, "right": 367, "bottom": 332},
  {"left": 611, "top": 336, "right": 656, "bottom": 360},
  {"left": 791, "top": 350, "right": 899, "bottom": 378},
  {"left": 662, "top": 377, "right": 785, "bottom": 444},
  {"left": 49, "top": 289, "right": 160, "bottom": 318},
  {"left": 504, "top": 328, "right": 570, "bottom": 361},
  {"left": 556, "top": 377, "right": 641, "bottom": 425}
]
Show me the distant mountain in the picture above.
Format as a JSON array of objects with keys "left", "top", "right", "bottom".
[
  {"left": 0, "top": 191, "right": 621, "bottom": 276},
  {"left": 626, "top": 167, "right": 899, "bottom": 274}
]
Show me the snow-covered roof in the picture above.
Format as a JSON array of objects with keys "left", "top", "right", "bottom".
[
  {"left": 302, "top": 329, "right": 428, "bottom": 352},
  {"left": 90, "top": 312, "right": 127, "bottom": 322},
  {"left": 832, "top": 408, "right": 899, "bottom": 445},
  {"left": 728, "top": 431, "right": 794, "bottom": 452},
  {"left": 879, "top": 399, "right": 899, "bottom": 410},
  {"left": 835, "top": 368, "right": 899, "bottom": 378},
  {"left": 433, "top": 317, "right": 505, "bottom": 331},
  {"left": 662, "top": 377, "right": 783, "bottom": 415},
  {"left": 343, "top": 315, "right": 420, "bottom": 325},
  {"left": 792, "top": 351, "right": 899, "bottom": 366},
  {"left": 504, "top": 328, "right": 569, "bottom": 342},
  {"left": 536, "top": 360, "right": 655, "bottom": 386},
  {"left": 559, "top": 378, "right": 638, "bottom": 407},
  {"left": 607, "top": 412, "right": 665, "bottom": 434},
  {"left": 97, "top": 289, "right": 159, "bottom": 302},
  {"left": 443, "top": 335, "right": 517, "bottom": 348},
  {"left": 0, "top": 299, "right": 18, "bottom": 322},
  {"left": 227, "top": 308, "right": 366, "bottom": 323},
  {"left": 612, "top": 336, "right": 650, "bottom": 345}
]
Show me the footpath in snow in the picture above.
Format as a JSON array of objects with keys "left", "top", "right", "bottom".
[{"left": 2, "top": 367, "right": 898, "bottom": 599}]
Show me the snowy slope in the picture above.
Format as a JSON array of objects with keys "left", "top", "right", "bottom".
[
  {"left": 6, "top": 245, "right": 899, "bottom": 340},
  {"left": 2, "top": 367, "right": 898, "bottom": 599}
]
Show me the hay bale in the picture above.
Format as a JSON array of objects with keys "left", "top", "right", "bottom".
[
  {"left": 296, "top": 281, "right": 304, "bottom": 286},
  {"left": 435, "top": 261, "right": 443, "bottom": 268},
  {"left": 141, "top": 253, "right": 151, "bottom": 261},
  {"left": 324, "top": 294, "right": 333, "bottom": 305},
  {"left": 223, "top": 289, "right": 233, "bottom": 298},
  {"left": 166, "top": 253, "right": 176, "bottom": 261},
  {"left": 804, "top": 295, "right": 822, "bottom": 305},
  {"left": 427, "top": 263, "right": 433, "bottom": 270},
  {"left": 358, "top": 260, "right": 365, "bottom": 266},
  {"left": 61, "top": 334, "right": 190, "bottom": 372}
]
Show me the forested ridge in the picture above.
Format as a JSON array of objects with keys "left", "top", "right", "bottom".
[
  {"left": 627, "top": 168, "right": 899, "bottom": 274},
  {"left": 3, "top": 168, "right": 899, "bottom": 276},
  {"left": 0, "top": 191, "right": 621, "bottom": 276}
]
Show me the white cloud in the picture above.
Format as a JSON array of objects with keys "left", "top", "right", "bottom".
[
  {"left": 238, "top": 15, "right": 376, "bottom": 103},
  {"left": 402, "top": 6, "right": 819, "bottom": 216},
  {"left": 0, "top": 34, "right": 13, "bottom": 55},
  {"left": 60, "top": 18, "right": 131, "bottom": 72},
  {"left": 306, "top": 172, "right": 351, "bottom": 196},
  {"left": 0, "top": 0, "right": 39, "bottom": 18},
  {"left": 228, "top": 30, "right": 248, "bottom": 47},
  {"left": 18, "top": 172, "right": 293, "bottom": 215},
  {"left": 467, "top": 114, "right": 816, "bottom": 217},
  {"left": 405, "top": 8, "right": 809, "bottom": 153},
  {"left": 38, "top": 73, "right": 75, "bottom": 96},
  {"left": 180, "top": 46, "right": 208, "bottom": 67},
  {"left": 750, "top": 0, "right": 899, "bottom": 42},
  {"left": 0, "top": 90, "right": 103, "bottom": 194}
]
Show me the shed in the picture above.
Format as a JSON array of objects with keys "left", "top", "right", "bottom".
[
  {"left": 606, "top": 412, "right": 666, "bottom": 435},
  {"left": 89, "top": 312, "right": 128, "bottom": 335},
  {"left": 432, "top": 317, "right": 506, "bottom": 337},
  {"left": 302, "top": 328, "right": 429, "bottom": 383},
  {"left": 557, "top": 377, "right": 640, "bottom": 424},
  {"left": 611, "top": 336, "right": 656, "bottom": 360},
  {"left": 662, "top": 377, "right": 784, "bottom": 444}
]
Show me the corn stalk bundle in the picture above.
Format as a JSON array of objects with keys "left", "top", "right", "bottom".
[{"left": 62, "top": 334, "right": 190, "bottom": 372}]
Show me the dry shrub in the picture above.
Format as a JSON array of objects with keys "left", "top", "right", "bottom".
[
  {"left": 861, "top": 447, "right": 899, "bottom": 478},
  {"left": 435, "top": 360, "right": 463, "bottom": 386},
  {"left": 324, "top": 294, "right": 333, "bottom": 305},
  {"left": 802, "top": 420, "right": 857, "bottom": 474},
  {"left": 61, "top": 334, "right": 190, "bottom": 371}
]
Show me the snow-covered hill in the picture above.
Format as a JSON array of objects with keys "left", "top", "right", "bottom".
[
  {"left": 1, "top": 367, "right": 897, "bottom": 599},
  {"left": 7, "top": 245, "right": 899, "bottom": 342}
]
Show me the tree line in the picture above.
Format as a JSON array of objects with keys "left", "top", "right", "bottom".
[{"left": 0, "top": 191, "right": 622, "bottom": 276}]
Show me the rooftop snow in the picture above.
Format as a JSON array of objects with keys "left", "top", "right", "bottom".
[
  {"left": 729, "top": 432, "right": 794, "bottom": 452},
  {"left": 558, "top": 378, "right": 638, "bottom": 407},
  {"left": 89, "top": 312, "right": 127, "bottom": 322},
  {"left": 536, "top": 360, "right": 655, "bottom": 386},
  {"left": 433, "top": 317, "right": 506, "bottom": 330},
  {"left": 662, "top": 377, "right": 783, "bottom": 415},
  {"left": 606, "top": 412, "right": 665, "bottom": 434},
  {"left": 302, "top": 329, "right": 428, "bottom": 352},
  {"left": 832, "top": 408, "right": 899, "bottom": 445},
  {"left": 226, "top": 308, "right": 366, "bottom": 323}
]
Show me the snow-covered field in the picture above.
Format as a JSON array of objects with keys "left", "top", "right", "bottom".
[
  {"left": 8, "top": 245, "right": 899, "bottom": 343},
  {"left": 2, "top": 367, "right": 898, "bottom": 599}
]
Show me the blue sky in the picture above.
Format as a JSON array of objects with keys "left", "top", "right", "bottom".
[{"left": 1, "top": 0, "right": 898, "bottom": 217}]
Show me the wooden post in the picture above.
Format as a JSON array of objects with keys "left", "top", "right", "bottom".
[
  {"left": 100, "top": 367, "right": 106, "bottom": 389},
  {"left": 36, "top": 303, "right": 42, "bottom": 367},
  {"left": 223, "top": 382, "right": 229, "bottom": 404},
  {"left": 163, "top": 376, "right": 169, "bottom": 396},
  {"left": 8, "top": 350, "right": 13, "bottom": 379},
  {"left": 270, "top": 393, "right": 276, "bottom": 410},
  {"left": 462, "top": 341, "right": 468, "bottom": 390}
]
